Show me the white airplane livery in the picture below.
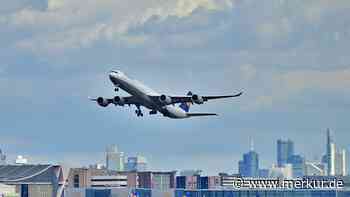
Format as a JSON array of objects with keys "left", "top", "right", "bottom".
[{"left": 91, "top": 70, "right": 243, "bottom": 119}]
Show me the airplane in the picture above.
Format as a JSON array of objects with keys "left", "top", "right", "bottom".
[{"left": 90, "top": 70, "right": 243, "bottom": 119}]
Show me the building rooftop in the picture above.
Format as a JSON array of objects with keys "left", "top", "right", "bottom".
[{"left": 0, "top": 164, "right": 63, "bottom": 184}]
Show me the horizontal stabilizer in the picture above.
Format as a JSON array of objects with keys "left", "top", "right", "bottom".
[{"left": 187, "top": 113, "right": 218, "bottom": 117}]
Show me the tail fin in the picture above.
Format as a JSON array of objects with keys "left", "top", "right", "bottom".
[{"left": 179, "top": 91, "right": 193, "bottom": 112}]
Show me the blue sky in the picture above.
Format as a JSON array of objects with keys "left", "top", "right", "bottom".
[{"left": 1, "top": 0, "right": 350, "bottom": 175}]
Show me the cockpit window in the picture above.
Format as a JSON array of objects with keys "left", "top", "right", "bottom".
[{"left": 110, "top": 70, "right": 124, "bottom": 76}]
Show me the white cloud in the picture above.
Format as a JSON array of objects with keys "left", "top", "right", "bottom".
[{"left": 1, "top": 0, "right": 234, "bottom": 53}]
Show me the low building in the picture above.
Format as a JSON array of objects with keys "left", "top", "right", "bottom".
[
  {"left": 0, "top": 183, "right": 17, "bottom": 196},
  {"left": 0, "top": 164, "right": 64, "bottom": 197},
  {"left": 269, "top": 164, "right": 293, "bottom": 179},
  {"left": 305, "top": 162, "right": 325, "bottom": 176},
  {"left": 176, "top": 175, "right": 220, "bottom": 190},
  {"left": 258, "top": 169, "right": 270, "bottom": 178},
  {"left": 138, "top": 171, "right": 176, "bottom": 191},
  {"left": 175, "top": 175, "right": 198, "bottom": 189},
  {"left": 220, "top": 174, "right": 241, "bottom": 188},
  {"left": 208, "top": 176, "right": 221, "bottom": 189},
  {"left": 67, "top": 169, "right": 176, "bottom": 192},
  {"left": 67, "top": 168, "right": 137, "bottom": 188}
]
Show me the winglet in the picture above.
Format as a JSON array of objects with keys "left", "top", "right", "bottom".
[{"left": 234, "top": 91, "right": 243, "bottom": 97}]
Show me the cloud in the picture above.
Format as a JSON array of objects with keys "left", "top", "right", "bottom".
[
  {"left": 1, "top": 0, "right": 350, "bottom": 173},
  {"left": 250, "top": 67, "right": 350, "bottom": 109},
  {"left": 281, "top": 68, "right": 350, "bottom": 92},
  {"left": 0, "top": 0, "right": 234, "bottom": 53}
]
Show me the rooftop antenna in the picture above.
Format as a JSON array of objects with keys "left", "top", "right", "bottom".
[{"left": 250, "top": 138, "right": 254, "bottom": 151}]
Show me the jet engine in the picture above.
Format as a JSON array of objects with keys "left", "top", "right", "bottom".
[
  {"left": 159, "top": 94, "right": 172, "bottom": 105},
  {"left": 97, "top": 97, "right": 110, "bottom": 107},
  {"left": 191, "top": 94, "right": 204, "bottom": 104},
  {"left": 113, "top": 96, "right": 125, "bottom": 106}
]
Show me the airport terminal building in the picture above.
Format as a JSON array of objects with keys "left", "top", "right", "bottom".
[{"left": 0, "top": 164, "right": 64, "bottom": 197}]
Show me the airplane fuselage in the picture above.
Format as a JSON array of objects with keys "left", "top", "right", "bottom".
[{"left": 109, "top": 71, "right": 188, "bottom": 118}]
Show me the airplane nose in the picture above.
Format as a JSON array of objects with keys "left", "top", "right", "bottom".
[{"left": 109, "top": 71, "right": 116, "bottom": 80}]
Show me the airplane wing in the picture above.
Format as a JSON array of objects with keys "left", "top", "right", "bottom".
[
  {"left": 90, "top": 96, "right": 140, "bottom": 107},
  {"left": 163, "top": 91, "right": 243, "bottom": 105}
]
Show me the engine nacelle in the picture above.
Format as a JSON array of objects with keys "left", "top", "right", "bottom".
[
  {"left": 97, "top": 97, "right": 110, "bottom": 107},
  {"left": 159, "top": 94, "right": 172, "bottom": 105},
  {"left": 191, "top": 94, "right": 204, "bottom": 104},
  {"left": 113, "top": 96, "right": 125, "bottom": 106}
]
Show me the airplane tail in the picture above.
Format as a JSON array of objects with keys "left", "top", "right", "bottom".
[{"left": 179, "top": 91, "right": 193, "bottom": 112}]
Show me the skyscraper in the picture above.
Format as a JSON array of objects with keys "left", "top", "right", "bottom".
[
  {"left": 325, "top": 128, "right": 336, "bottom": 176},
  {"left": 342, "top": 149, "right": 347, "bottom": 176},
  {"left": 238, "top": 150, "right": 259, "bottom": 177},
  {"left": 277, "top": 139, "right": 294, "bottom": 167},
  {"left": 287, "top": 155, "right": 305, "bottom": 178},
  {"left": 0, "top": 149, "right": 6, "bottom": 165},
  {"left": 335, "top": 149, "right": 348, "bottom": 176},
  {"left": 136, "top": 155, "right": 147, "bottom": 171},
  {"left": 322, "top": 129, "right": 348, "bottom": 176},
  {"left": 106, "top": 145, "right": 124, "bottom": 171},
  {"left": 125, "top": 155, "right": 147, "bottom": 171}
]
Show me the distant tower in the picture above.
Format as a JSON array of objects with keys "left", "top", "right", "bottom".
[
  {"left": 330, "top": 143, "right": 336, "bottom": 176},
  {"left": 326, "top": 129, "right": 336, "bottom": 176},
  {"left": 106, "top": 145, "right": 125, "bottom": 171},
  {"left": 277, "top": 139, "right": 294, "bottom": 167},
  {"left": 239, "top": 139, "right": 259, "bottom": 177},
  {"left": 250, "top": 138, "right": 254, "bottom": 151},
  {"left": 342, "top": 149, "right": 347, "bottom": 176},
  {"left": 0, "top": 149, "right": 6, "bottom": 165},
  {"left": 126, "top": 155, "right": 148, "bottom": 171}
]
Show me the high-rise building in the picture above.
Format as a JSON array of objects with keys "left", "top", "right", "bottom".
[
  {"left": 277, "top": 139, "right": 294, "bottom": 167},
  {"left": 342, "top": 149, "right": 347, "bottom": 176},
  {"left": 126, "top": 155, "right": 148, "bottom": 171},
  {"left": 136, "top": 155, "right": 147, "bottom": 171},
  {"left": 126, "top": 157, "right": 137, "bottom": 171},
  {"left": 287, "top": 155, "right": 305, "bottom": 178},
  {"left": 322, "top": 129, "right": 347, "bottom": 176},
  {"left": 0, "top": 149, "right": 6, "bottom": 165},
  {"left": 325, "top": 129, "right": 336, "bottom": 176},
  {"left": 335, "top": 149, "right": 348, "bottom": 176},
  {"left": 238, "top": 151, "right": 259, "bottom": 177},
  {"left": 106, "top": 145, "right": 124, "bottom": 171},
  {"left": 276, "top": 139, "right": 305, "bottom": 178}
]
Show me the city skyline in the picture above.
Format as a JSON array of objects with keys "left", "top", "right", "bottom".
[
  {"left": 1, "top": 0, "right": 350, "bottom": 175},
  {"left": 1, "top": 128, "right": 348, "bottom": 176}
]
